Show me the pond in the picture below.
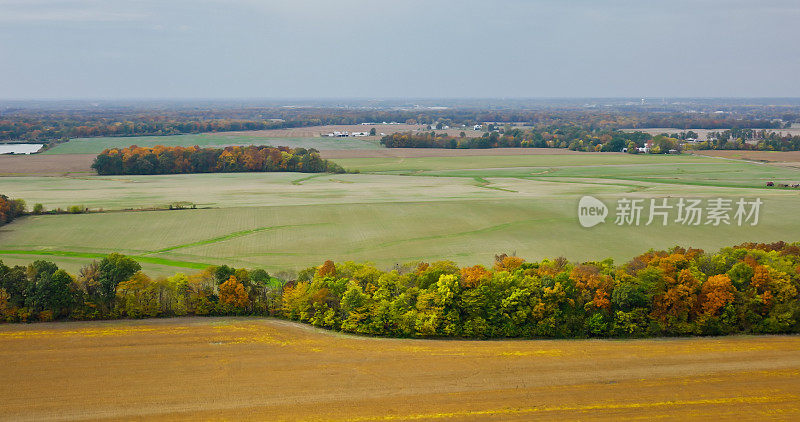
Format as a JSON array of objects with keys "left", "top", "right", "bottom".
[{"left": 0, "top": 144, "right": 44, "bottom": 154}]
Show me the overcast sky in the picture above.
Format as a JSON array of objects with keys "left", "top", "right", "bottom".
[{"left": 1, "top": 0, "right": 798, "bottom": 99}]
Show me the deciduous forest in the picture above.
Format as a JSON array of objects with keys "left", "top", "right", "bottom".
[
  {"left": 380, "top": 127, "right": 652, "bottom": 152},
  {"left": 91, "top": 145, "right": 345, "bottom": 175},
  {"left": 382, "top": 127, "right": 800, "bottom": 152},
  {"left": 2, "top": 242, "right": 798, "bottom": 338}
]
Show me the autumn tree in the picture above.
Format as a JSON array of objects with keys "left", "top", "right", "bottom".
[
  {"left": 460, "top": 265, "right": 491, "bottom": 288},
  {"left": 699, "top": 274, "right": 735, "bottom": 317},
  {"left": 219, "top": 276, "right": 249, "bottom": 311},
  {"left": 317, "top": 260, "right": 337, "bottom": 278}
]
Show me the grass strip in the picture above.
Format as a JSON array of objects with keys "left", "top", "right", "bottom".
[
  {"left": 472, "top": 176, "right": 518, "bottom": 192},
  {"left": 291, "top": 174, "right": 324, "bottom": 185},
  {"left": 147, "top": 223, "right": 330, "bottom": 254},
  {"left": 0, "top": 250, "right": 212, "bottom": 270}
]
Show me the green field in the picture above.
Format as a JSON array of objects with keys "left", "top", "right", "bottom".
[
  {"left": 332, "top": 155, "right": 800, "bottom": 188},
  {"left": 2, "top": 147, "right": 799, "bottom": 276},
  {"left": 43, "top": 133, "right": 381, "bottom": 154}
]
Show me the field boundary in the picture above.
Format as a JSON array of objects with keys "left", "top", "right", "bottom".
[{"left": 0, "top": 249, "right": 211, "bottom": 270}]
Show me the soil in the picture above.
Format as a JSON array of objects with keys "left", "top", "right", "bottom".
[{"left": 1, "top": 317, "right": 798, "bottom": 421}]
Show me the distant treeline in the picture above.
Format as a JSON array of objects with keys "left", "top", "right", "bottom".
[
  {"left": 381, "top": 127, "right": 653, "bottom": 152},
  {"left": 1, "top": 105, "right": 790, "bottom": 142},
  {"left": 91, "top": 145, "right": 345, "bottom": 175},
  {"left": 383, "top": 126, "right": 800, "bottom": 152},
  {"left": 687, "top": 128, "right": 800, "bottom": 151},
  {"left": 2, "top": 242, "right": 799, "bottom": 339}
]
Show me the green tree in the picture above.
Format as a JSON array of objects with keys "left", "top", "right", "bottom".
[
  {"left": 27, "top": 264, "right": 76, "bottom": 317},
  {"left": 98, "top": 254, "right": 141, "bottom": 310}
]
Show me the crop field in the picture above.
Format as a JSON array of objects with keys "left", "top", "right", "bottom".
[
  {"left": 1, "top": 147, "right": 799, "bottom": 276},
  {"left": 40, "top": 123, "right": 462, "bottom": 155},
  {"left": 0, "top": 154, "right": 95, "bottom": 175},
  {"left": 0, "top": 317, "right": 798, "bottom": 421},
  {"left": 218, "top": 123, "right": 427, "bottom": 138},
  {"left": 694, "top": 150, "right": 800, "bottom": 165},
  {"left": 42, "top": 134, "right": 384, "bottom": 155},
  {"left": 40, "top": 123, "right": 481, "bottom": 155}
]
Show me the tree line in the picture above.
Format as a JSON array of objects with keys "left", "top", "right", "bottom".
[
  {"left": 687, "top": 129, "right": 800, "bottom": 151},
  {"left": 91, "top": 145, "right": 345, "bottom": 175},
  {"left": 381, "top": 127, "right": 653, "bottom": 152},
  {"left": 2, "top": 242, "right": 799, "bottom": 338},
  {"left": 383, "top": 126, "right": 800, "bottom": 152}
]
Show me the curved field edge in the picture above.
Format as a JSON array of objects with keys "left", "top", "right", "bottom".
[{"left": 0, "top": 249, "right": 210, "bottom": 269}]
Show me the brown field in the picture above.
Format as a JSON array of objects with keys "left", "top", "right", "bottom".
[
  {"left": 0, "top": 154, "right": 95, "bottom": 175},
  {"left": 1, "top": 318, "right": 799, "bottom": 421},
  {"left": 318, "top": 147, "right": 607, "bottom": 159}
]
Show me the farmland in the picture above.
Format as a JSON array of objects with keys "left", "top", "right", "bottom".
[
  {"left": 1, "top": 317, "right": 799, "bottom": 421},
  {"left": 1, "top": 144, "right": 799, "bottom": 276},
  {"left": 39, "top": 124, "right": 452, "bottom": 155},
  {"left": 42, "top": 134, "right": 383, "bottom": 154}
]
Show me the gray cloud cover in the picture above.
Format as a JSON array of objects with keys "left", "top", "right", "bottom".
[{"left": 0, "top": 0, "right": 798, "bottom": 99}]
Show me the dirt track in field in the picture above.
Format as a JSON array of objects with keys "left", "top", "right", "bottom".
[
  {"left": 1, "top": 318, "right": 798, "bottom": 421},
  {"left": 0, "top": 154, "right": 95, "bottom": 175}
]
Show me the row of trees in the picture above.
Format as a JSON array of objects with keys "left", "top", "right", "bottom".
[
  {"left": 382, "top": 127, "right": 800, "bottom": 152},
  {"left": 0, "top": 195, "right": 25, "bottom": 226},
  {"left": 381, "top": 127, "right": 652, "bottom": 152},
  {"left": 687, "top": 129, "right": 800, "bottom": 151},
  {"left": 0, "top": 254, "right": 280, "bottom": 322},
  {"left": 2, "top": 242, "right": 799, "bottom": 338},
  {"left": 91, "top": 145, "right": 345, "bottom": 175}
]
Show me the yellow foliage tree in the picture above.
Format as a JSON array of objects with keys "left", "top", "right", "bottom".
[
  {"left": 460, "top": 265, "right": 491, "bottom": 288},
  {"left": 494, "top": 255, "right": 525, "bottom": 272}
]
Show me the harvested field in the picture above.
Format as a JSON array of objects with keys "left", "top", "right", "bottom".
[
  {"left": 41, "top": 126, "right": 487, "bottom": 155},
  {"left": 0, "top": 317, "right": 798, "bottom": 421},
  {"left": 223, "top": 124, "right": 484, "bottom": 139},
  {"left": 0, "top": 154, "right": 95, "bottom": 175},
  {"left": 43, "top": 135, "right": 384, "bottom": 154},
  {"left": 319, "top": 147, "right": 609, "bottom": 159},
  {"left": 221, "top": 124, "right": 426, "bottom": 138},
  {"left": 693, "top": 150, "right": 800, "bottom": 164}
]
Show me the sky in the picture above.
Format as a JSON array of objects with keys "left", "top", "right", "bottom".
[{"left": 1, "top": 0, "right": 799, "bottom": 99}]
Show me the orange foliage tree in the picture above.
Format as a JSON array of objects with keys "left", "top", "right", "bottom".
[
  {"left": 219, "top": 276, "right": 249, "bottom": 309},
  {"left": 699, "top": 274, "right": 735, "bottom": 316}
]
